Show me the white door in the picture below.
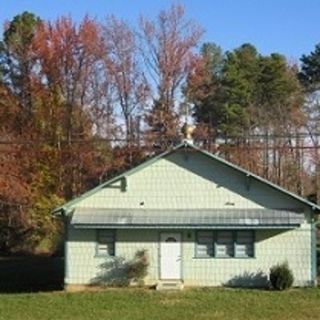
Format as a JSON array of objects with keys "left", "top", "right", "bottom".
[{"left": 160, "top": 232, "right": 182, "bottom": 280}]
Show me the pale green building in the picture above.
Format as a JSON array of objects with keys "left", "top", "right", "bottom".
[{"left": 54, "top": 142, "right": 319, "bottom": 289}]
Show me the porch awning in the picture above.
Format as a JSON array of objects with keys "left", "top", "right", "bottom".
[{"left": 70, "top": 207, "right": 304, "bottom": 229}]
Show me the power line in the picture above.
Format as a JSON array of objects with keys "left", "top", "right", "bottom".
[{"left": 0, "top": 133, "right": 320, "bottom": 144}]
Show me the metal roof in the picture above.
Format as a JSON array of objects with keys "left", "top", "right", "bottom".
[
  {"left": 71, "top": 207, "right": 304, "bottom": 229},
  {"left": 54, "top": 141, "right": 320, "bottom": 215}
]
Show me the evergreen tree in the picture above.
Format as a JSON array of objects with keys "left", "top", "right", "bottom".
[
  {"left": 299, "top": 44, "right": 320, "bottom": 92},
  {"left": 185, "top": 42, "right": 224, "bottom": 138},
  {"left": 220, "top": 43, "right": 260, "bottom": 137},
  {"left": 0, "top": 11, "right": 42, "bottom": 117},
  {"left": 256, "top": 53, "right": 304, "bottom": 129},
  {"left": 299, "top": 44, "right": 320, "bottom": 203}
]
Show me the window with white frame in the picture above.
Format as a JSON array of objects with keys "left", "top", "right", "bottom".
[
  {"left": 196, "top": 231, "right": 214, "bottom": 257},
  {"left": 215, "top": 231, "right": 234, "bottom": 258},
  {"left": 196, "top": 230, "right": 254, "bottom": 258},
  {"left": 96, "top": 230, "right": 115, "bottom": 256},
  {"left": 235, "top": 231, "right": 254, "bottom": 258}
]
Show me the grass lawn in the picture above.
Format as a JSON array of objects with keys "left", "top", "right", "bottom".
[
  {"left": 0, "top": 257, "right": 319, "bottom": 320},
  {"left": 0, "top": 288, "right": 320, "bottom": 320}
]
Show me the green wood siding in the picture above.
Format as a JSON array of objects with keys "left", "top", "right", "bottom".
[
  {"left": 182, "top": 225, "right": 312, "bottom": 287},
  {"left": 70, "top": 151, "right": 307, "bottom": 211},
  {"left": 65, "top": 225, "right": 312, "bottom": 287}
]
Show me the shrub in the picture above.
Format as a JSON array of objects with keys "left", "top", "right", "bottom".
[{"left": 269, "top": 262, "right": 294, "bottom": 290}]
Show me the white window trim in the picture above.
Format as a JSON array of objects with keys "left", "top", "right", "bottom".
[
  {"left": 195, "top": 230, "right": 255, "bottom": 259},
  {"left": 96, "top": 229, "right": 115, "bottom": 257}
]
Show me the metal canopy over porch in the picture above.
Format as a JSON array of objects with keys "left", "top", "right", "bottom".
[{"left": 71, "top": 207, "right": 304, "bottom": 229}]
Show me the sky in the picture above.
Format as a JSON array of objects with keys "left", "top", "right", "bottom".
[{"left": 0, "top": 0, "right": 319, "bottom": 61}]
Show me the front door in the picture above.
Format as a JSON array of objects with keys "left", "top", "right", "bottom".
[{"left": 160, "top": 232, "right": 182, "bottom": 280}]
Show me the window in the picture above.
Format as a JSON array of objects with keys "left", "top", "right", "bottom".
[
  {"left": 235, "top": 231, "right": 254, "bottom": 258},
  {"left": 96, "top": 230, "right": 115, "bottom": 256},
  {"left": 197, "top": 231, "right": 214, "bottom": 257},
  {"left": 216, "top": 231, "right": 234, "bottom": 258},
  {"left": 196, "top": 230, "right": 254, "bottom": 258}
]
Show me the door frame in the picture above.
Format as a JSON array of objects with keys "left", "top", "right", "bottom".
[{"left": 159, "top": 231, "right": 183, "bottom": 280}]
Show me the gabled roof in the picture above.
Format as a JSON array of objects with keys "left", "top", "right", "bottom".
[{"left": 53, "top": 141, "right": 320, "bottom": 215}]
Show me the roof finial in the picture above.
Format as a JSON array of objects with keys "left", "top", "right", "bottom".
[{"left": 181, "top": 103, "right": 194, "bottom": 144}]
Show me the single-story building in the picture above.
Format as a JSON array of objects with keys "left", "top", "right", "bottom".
[{"left": 54, "top": 139, "right": 319, "bottom": 290}]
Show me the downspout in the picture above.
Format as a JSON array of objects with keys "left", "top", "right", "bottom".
[
  {"left": 311, "top": 208, "right": 319, "bottom": 286},
  {"left": 64, "top": 213, "right": 69, "bottom": 288}
]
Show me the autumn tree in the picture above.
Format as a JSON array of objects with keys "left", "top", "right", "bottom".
[
  {"left": 0, "top": 13, "right": 53, "bottom": 253},
  {"left": 139, "top": 4, "right": 203, "bottom": 143},
  {"left": 103, "top": 16, "right": 149, "bottom": 143},
  {"left": 33, "top": 16, "right": 104, "bottom": 141},
  {"left": 33, "top": 16, "right": 113, "bottom": 199},
  {"left": 0, "top": 83, "right": 31, "bottom": 252}
]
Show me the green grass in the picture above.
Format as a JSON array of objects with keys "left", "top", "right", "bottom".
[
  {"left": 0, "top": 257, "right": 319, "bottom": 319},
  {"left": 0, "top": 288, "right": 320, "bottom": 320}
]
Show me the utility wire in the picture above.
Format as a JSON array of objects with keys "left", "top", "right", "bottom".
[{"left": 1, "top": 130, "right": 320, "bottom": 144}]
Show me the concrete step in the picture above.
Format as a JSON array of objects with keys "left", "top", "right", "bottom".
[{"left": 156, "top": 280, "right": 184, "bottom": 290}]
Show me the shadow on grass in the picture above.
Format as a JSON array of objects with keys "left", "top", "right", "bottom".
[{"left": 0, "top": 256, "right": 64, "bottom": 293}]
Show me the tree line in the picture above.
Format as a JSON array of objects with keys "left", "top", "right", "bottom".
[{"left": 0, "top": 5, "right": 319, "bottom": 254}]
